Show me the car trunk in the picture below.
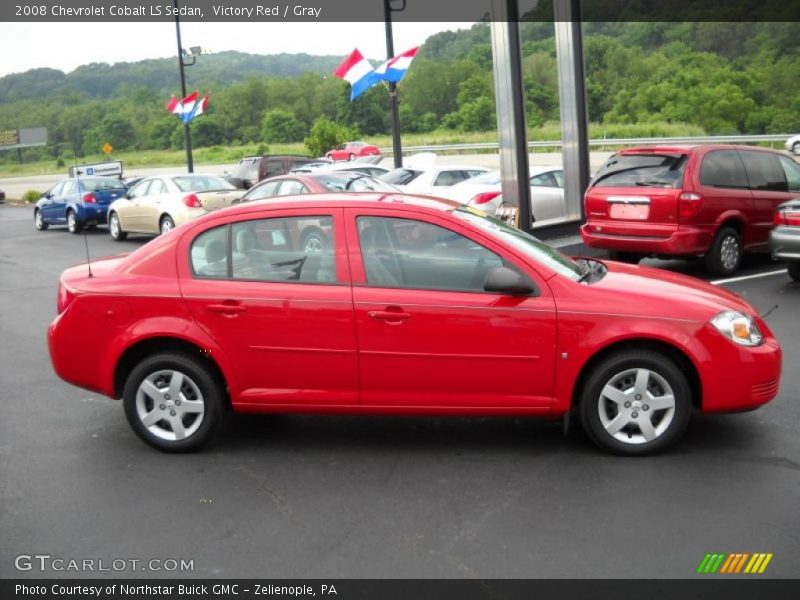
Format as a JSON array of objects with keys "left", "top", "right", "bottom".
[
  {"left": 195, "top": 190, "right": 241, "bottom": 211},
  {"left": 585, "top": 151, "right": 688, "bottom": 238},
  {"left": 91, "top": 187, "right": 126, "bottom": 207}
]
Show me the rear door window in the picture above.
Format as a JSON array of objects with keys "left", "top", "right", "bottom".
[
  {"left": 740, "top": 151, "right": 788, "bottom": 192},
  {"left": 593, "top": 154, "right": 687, "bottom": 188},
  {"left": 244, "top": 180, "right": 280, "bottom": 201},
  {"left": 699, "top": 151, "right": 749, "bottom": 189},
  {"left": 381, "top": 169, "right": 422, "bottom": 185},
  {"left": 778, "top": 156, "right": 800, "bottom": 192},
  {"left": 530, "top": 172, "right": 559, "bottom": 188},
  {"left": 433, "top": 170, "right": 469, "bottom": 187},
  {"left": 264, "top": 160, "right": 285, "bottom": 179},
  {"left": 276, "top": 180, "right": 309, "bottom": 196}
]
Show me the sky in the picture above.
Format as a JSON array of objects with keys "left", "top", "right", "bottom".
[{"left": 0, "top": 22, "right": 468, "bottom": 77}]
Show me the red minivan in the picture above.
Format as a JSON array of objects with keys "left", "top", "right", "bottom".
[{"left": 581, "top": 145, "right": 800, "bottom": 275}]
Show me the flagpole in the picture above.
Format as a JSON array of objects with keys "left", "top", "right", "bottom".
[
  {"left": 174, "top": 0, "right": 194, "bottom": 173},
  {"left": 383, "top": 0, "right": 403, "bottom": 168}
]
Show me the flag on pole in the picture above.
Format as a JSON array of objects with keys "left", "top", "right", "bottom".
[
  {"left": 166, "top": 91, "right": 209, "bottom": 123},
  {"left": 333, "top": 49, "right": 380, "bottom": 100},
  {"left": 375, "top": 47, "right": 419, "bottom": 84}
]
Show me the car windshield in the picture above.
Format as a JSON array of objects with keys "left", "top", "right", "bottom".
[
  {"left": 380, "top": 169, "right": 422, "bottom": 185},
  {"left": 81, "top": 177, "right": 126, "bottom": 191},
  {"left": 173, "top": 175, "right": 236, "bottom": 192},
  {"left": 452, "top": 206, "right": 583, "bottom": 281},
  {"left": 592, "top": 153, "right": 687, "bottom": 188},
  {"left": 315, "top": 174, "right": 397, "bottom": 192}
]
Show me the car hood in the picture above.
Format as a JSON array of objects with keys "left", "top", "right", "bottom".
[{"left": 583, "top": 260, "right": 758, "bottom": 321}]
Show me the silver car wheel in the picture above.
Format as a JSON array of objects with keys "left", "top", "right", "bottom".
[
  {"left": 35, "top": 210, "right": 43, "bottom": 229},
  {"left": 160, "top": 217, "right": 174, "bottom": 234},
  {"left": 720, "top": 235, "right": 740, "bottom": 271},
  {"left": 110, "top": 214, "right": 120, "bottom": 237},
  {"left": 793, "top": 142, "right": 800, "bottom": 156},
  {"left": 597, "top": 368, "right": 676, "bottom": 445},
  {"left": 67, "top": 211, "right": 77, "bottom": 233},
  {"left": 135, "top": 369, "right": 205, "bottom": 442}
]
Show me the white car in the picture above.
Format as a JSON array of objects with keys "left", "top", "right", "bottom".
[
  {"left": 379, "top": 164, "right": 490, "bottom": 196},
  {"left": 107, "top": 174, "right": 241, "bottom": 240},
  {"left": 443, "top": 166, "right": 566, "bottom": 222},
  {"left": 290, "top": 162, "right": 391, "bottom": 179},
  {"left": 786, "top": 134, "right": 800, "bottom": 156}
]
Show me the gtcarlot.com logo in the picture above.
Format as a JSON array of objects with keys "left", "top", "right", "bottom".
[{"left": 697, "top": 552, "right": 773, "bottom": 574}]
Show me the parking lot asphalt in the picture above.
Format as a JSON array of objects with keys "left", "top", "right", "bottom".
[{"left": 1, "top": 203, "right": 798, "bottom": 579}]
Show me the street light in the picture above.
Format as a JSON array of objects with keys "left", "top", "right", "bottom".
[
  {"left": 173, "top": 0, "right": 202, "bottom": 173},
  {"left": 384, "top": 0, "right": 406, "bottom": 168}
]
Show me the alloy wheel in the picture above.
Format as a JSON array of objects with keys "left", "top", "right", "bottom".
[
  {"left": 597, "top": 368, "right": 676, "bottom": 445},
  {"left": 160, "top": 217, "right": 174, "bottom": 234},
  {"left": 720, "top": 235, "right": 741, "bottom": 272},
  {"left": 135, "top": 369, "right": 205, "bottom": 442}
]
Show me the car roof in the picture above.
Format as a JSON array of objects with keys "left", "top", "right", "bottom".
[
  {"left": 617, "top": 144, "right": 787, "bottom": 155},
  {"left": 224, "top": 192, "right": 460, "bottom": 215}
]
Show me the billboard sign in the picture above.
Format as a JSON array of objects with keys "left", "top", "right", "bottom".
[
  {"left": 69, "top": 160, "right": 124, "bottom": 178},
  {"left": 0, "top": 127, "right": 47, "bottom": 149}
]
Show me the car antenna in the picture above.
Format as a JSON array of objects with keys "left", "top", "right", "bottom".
[{"left": 74, "top": 166, "right": 93, "bottom": 278}]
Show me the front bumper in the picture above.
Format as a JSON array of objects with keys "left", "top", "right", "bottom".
[{"left": 769, "top": 226, "right": 800, "bottom": 261}]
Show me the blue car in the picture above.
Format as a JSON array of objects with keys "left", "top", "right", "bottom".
[{"left": 34, "top": 177, "right": 127, "bottom": 234}]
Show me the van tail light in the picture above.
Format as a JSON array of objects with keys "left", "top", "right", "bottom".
[
  {"left": 57, "top": 281, "right": 75, "bottom": 314},
  {"left": 471, "top": 191, "right": 502, "bottom": 205},
  {"left": 774, "top": 209, "right": 800, "bottom": 227},
  {"left": 82, "top": 193, "right": 96, "bottom": 203},
  {"left": 678, "top": 192, "right": 703, "bottom": 218},
  {"left": 182, "top": 194, "right": 202, "bottom": 208}
]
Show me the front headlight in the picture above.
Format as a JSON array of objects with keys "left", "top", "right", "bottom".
[{"left": 710, "top": 310, "right": 764, "bottom": 347}]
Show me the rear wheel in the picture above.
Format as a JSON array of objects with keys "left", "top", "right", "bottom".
[
  {"left": 160, "top": 215, "right": 175, "bottom": 235},
  {"left": 34, "top": 209, "right": 48, "bottom": 231},
  {"left": 704, "top": 227, "right": 742, "bottom": 276},
  {"left": 793, "top": 142, "right": 800, "bottom": 156},
  {"left": 788, "top": 261, "right": 800, "bottom": 282},
  {"left": 608, "top": 250, "right": 643, "bottom": 264},
  {"left": 348, "top": 153, "right": 356, "bottom": 161},
  {"left": 579, "top": 349, "right": 691, "bottom": 455},
  {"left": 66, "top": 210, "right": 82, "bottom": 234},
  {"left": 109, "top": 212, "right": 127, "bottom": 241},
  {"left": 123, "top": 352, "right": 225, "bottom": 452}
]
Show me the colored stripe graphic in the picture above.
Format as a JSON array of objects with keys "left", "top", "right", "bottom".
[
  {"left": 697, "top": 554, "right": 712, "bottom": 573},
  {"left": 697, "top": 552, "right": 772, "bottom": 574},
  {"left": 719, "top": 554, "right": 736, "bottom": 574},
  {"left": 734, "top": 553, "right": 749, "bottom": 573},
  {"left": 758, "top": 554, "right": 773, "bottom": 573}
]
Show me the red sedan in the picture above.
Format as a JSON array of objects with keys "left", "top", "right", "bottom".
[
  {"left": 325, "top": 141, "right": 381, "bottom": 161},
  {"left": 48, "top": 194, "right": 781, "bottom": 454}
]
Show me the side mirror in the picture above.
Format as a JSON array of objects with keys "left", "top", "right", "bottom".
[{"left": 483, "top": 266, "right": 536, "bottom": 296}]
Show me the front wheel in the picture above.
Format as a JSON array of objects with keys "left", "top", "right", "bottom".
[
  {"left": 704, "top": 227, "right": 742, "bottom": 276},
  {"left": 109, "top": 212, "right": 127, "bottom": 241},
  {"left": 123, "top": 352, "right": 226, "bottom": 452},
  {"left": 34, "top": 209, "right": 48, "bottom": 231},
  {"left": 160, "top": 215, "right": 175, "bottom": 235},
  {"left": 579, "top": 349, "right": 691, "bottom": 455},
  {"left": 66, "top": 210, "right": 82, "bottom": 234},
  {"left": 788, "top": 261, "right": 800, "bottom": 282}
]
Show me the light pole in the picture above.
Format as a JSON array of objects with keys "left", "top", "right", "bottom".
[
  {"left": 383, "top": 0, "right": 405, "bottom": 168},
  {"left": 173, "top": 0, "right": 197, "bottom": 173}
]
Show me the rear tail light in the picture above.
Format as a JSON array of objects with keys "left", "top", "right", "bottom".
[
  {"left": 57, "top": 282, "right": 75, "bottom": 314},
  {"left": 471, "top": 191, "right": 502, "bottom": 205},
  {"left": 678, "top": 192, "right": 703, "bottom": 218},
  {"left": 774, "top": 209, "right": 800, "bottom": 227},
  {"left": 82, "top": 193, "right": 96, "bottom": 203},
  {"left": 182, "top": 194, "right": 202, "bottom": 208}
]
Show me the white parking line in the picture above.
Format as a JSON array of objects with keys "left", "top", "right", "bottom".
[{"left": 711, "top": 269, "right": 787, "bottom": 286}]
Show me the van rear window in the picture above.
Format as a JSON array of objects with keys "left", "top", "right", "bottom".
[{"left": 592, "top": 154, "right": 687, "bottom": 188}]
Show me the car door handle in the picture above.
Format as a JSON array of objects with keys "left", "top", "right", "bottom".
[
  {"left": 368, "top": 310, "right": 411, "bottom": 321},
  {"left": 206, "top": 302, "right": 246, "bottom": 315}
]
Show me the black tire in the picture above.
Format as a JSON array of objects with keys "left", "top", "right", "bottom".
[
  {"left": 348, "top": 153, "right": 356, "bottom": 161},
  {"left": 108, "top": 212, "right": 127, "bottom": 241},
  {"left": 793, "top": 142, "right": 800, "bottom": 156},
  {"left": 579, "top": 349, "right": 691, "bottom": 455},
  {"left": 300, "top": 228, "right": 329, "bottom": 254},
  {"left": 788, "top": 261, "right": 800, "bottom": 282},
  {"left": 34, "top": 209, "right": 48, "bottom": 231},
  {"left": 704, "top": 226, "right": 742, "bottom": 276},
  {"left": 608, "top": 250, "right": 642, "bottom": 264},
  {"left": 66, "top": 210, "right": 82, "bottom": 234},
  {"left": 123, "top": 352, "right": 226, "bottom": 452},
  {"left": 159, "top": 215, "right": 175, "bottom": 235}
]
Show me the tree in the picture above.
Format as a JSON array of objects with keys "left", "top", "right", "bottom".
[
  {"left": 261, "top": 109, "right": 307, "bottom": 143},
  {"left": 192, "top": 116, "right": 226, "bottom": 147},
  {"left": 304, "top": 117, "right": 353, "bottom": 157}
]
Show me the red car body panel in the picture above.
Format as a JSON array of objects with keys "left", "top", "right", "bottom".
[
  {"left": 581, "top": 144, "right": 799, "bottom": 256},
  {"left": 325, "top": 142, "right": 381, "bottom": 161},
  {"left": 48, "top": 194, "right": 781, "bottom": 418}
]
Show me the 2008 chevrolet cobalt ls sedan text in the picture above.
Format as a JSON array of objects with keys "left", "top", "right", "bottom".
[{"left": 48, "top": 194, "right": 782, "bottom": 454}]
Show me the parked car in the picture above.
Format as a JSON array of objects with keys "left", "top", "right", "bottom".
[
  {"left": 224, "top": 155, "right": 323, "bottom": 189},
  {"left": 581, "top": 145, "right": 800, "bottom": 275},
  {"left": 107, "top": 174, "right": 241, "bottom": 240},
  {"left": 443, "top": 167, "right": 565, "bottom": 222},
  {"left": 34, "top": 176, "right": 127, "bottom": 234},
  {"left": 48, "top": 194, "right": 781, "bottom": 455},
  {"left": 291, "top": 162, "right": 391, "bottom": 179},
  {"left": 380, "top": 165, "right": 490, "bottom": 196},
  {"left": 239, "top": 172, "right": 398, "bottom": 202},
  {"left": 770, "top": 199, "right": 800, "bottom": 281},
  {"left": 325, "top": 141, "right": 381, "bottom": 161},
  {"left": 785, "top": 134, "right": 800, "bottom": 156}
]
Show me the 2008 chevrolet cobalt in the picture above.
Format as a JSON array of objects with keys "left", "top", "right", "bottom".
[{"left": 48, "top": 194, "right": 781, "bottom": 454}]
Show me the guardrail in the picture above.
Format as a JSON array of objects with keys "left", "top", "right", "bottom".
[{"left": 380, "top": 134, "right": 791, "bottom": 155}]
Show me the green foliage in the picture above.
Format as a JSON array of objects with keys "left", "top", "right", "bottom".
[
  {"left": 261, "top": 109, "right": 307, "bottom": 143},
  {"left": 22, "top": 189, "right": 42, "bottom": 203},
  {"left": 304, "top": 117, "right": 354, "bottom": 157}
]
